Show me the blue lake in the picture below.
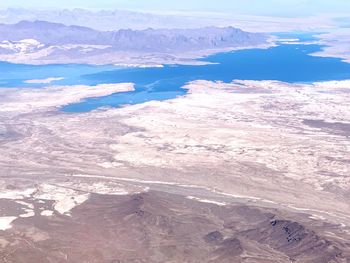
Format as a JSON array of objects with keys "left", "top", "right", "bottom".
[{"left": 1, "top": 41, "right": 350, "bottom": 112}]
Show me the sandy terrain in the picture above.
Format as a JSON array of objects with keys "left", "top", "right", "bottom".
[
  {"left": 0, "top": 79, "right": 350, "bottom": 261},
  {"left": 311, "top": 29, "right": 350, "bottom": 63},
  {"left": 1, "top": 191, "right": 349, "bottom": 262},
  {"left": 0, "top": 82, "right": 134, "bottom": 113},
  {"left": 0, "top": 41, "right": 276, "bottom": 66}
]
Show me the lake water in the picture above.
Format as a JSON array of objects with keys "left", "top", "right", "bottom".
[{"left": 1, "top": 41, "right": 350, "bottom": 112}]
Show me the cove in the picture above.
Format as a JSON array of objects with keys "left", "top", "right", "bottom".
[{"left": 1, "top": 41, "right": 350, "bottom": 113}]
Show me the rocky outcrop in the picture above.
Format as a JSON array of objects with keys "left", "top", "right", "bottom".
[{"left": 242, "top": 219, "right": 345, "bottom": 262}]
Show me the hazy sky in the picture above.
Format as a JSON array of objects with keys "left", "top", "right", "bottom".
[{"left": 1, "top": 0, "right": 350, "bottom": 16}]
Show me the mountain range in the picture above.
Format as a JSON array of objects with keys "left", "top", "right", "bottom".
[
  {"left": 0, "top": 8, "right": 237, "bottom": 31},
  {"left": 0, "top": 20, "right": 270, "bottom": 65}
]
